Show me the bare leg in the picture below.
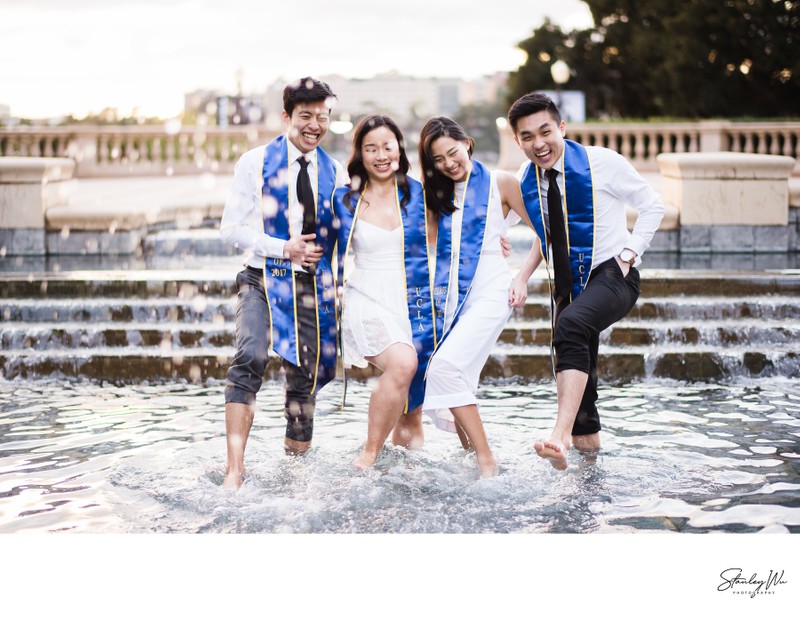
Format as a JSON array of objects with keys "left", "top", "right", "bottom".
[
  {"left": 392, "top": 406, "right": 424, "bottom": 450},
  {"left": 572, "top": 433, "right": 601, "bottom": 452},
  {"left": 354, "top": 344, "right": 417, "bottom": 470},
  {"left": 223, "top": 402, "right": 254, "bottom": 490},
  {"left": 450, "top": 404, "right": 498, "bottom": 477},
  {"left": 454, "top": 421, "right": 473, "bottom": 451},
  {"left": 534, "top": 368, "right": 588, "bottom": 470},
  {"left": 284, "top": 438, "right": 311, "bottom": 455}
]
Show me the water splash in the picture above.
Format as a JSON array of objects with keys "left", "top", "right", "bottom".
[{"left": 1, "top": 377, "right": 798, "bottom": 534}]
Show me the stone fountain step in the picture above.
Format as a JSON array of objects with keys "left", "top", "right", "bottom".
[
  {"left": 514, "top": 295, "right": 800, "bottom": 321},
  {"left": 0, "top": 274, "right": 235, "bottom": 300},
  {"left": 1, "top": 297, "right": 236, "bottom": 324},
  {"left": 486, "top": 345, "right": 799, "bottom": 381},
  {"left": 3, "top": 318, "right": 797, "bottom": 351},
  {"left": 2, "top": 269, "right": 800, "bottom": 299},
  {"left": 3, "top": 294, "right": 800, "bottom": 323},
  {"left": 0, "top": 322, "right": 236, "bottom": 350},
  {"left": 0, "top": 344, "right": 796, "bottom": 382},
  {"left": 1, "top": 269, "right": 798, "bottom": 381},
  {"left": 501, "top": 319, "right": 800, "bottom": 346}
]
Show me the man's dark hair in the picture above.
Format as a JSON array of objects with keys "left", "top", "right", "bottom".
[
  {"left": 283, "top": 77, "right": 337, "bottom": 116},
  {"left": 507, "top": 92, "right": 561, "bottom": 132}
]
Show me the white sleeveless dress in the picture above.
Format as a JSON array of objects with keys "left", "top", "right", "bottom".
[
  {"left": 423, "top": 173, "right": 520, "bottom": 433},
  {"left": 341, "top": 220, "right": 414, "bottom": 368}
]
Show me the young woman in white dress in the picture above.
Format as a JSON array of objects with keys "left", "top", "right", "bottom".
[
  {"left": 334, "top": 115, "right": 435, "bottom": 470},
  {"left": 419, "top": 116, "right": 541, "bottom": 477}
]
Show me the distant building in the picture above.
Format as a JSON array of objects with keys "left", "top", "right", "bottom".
[
  {"left": 183, "top": 72, "right": 509, "bottom": 129},
  {"left": 0, "top": 104, "right": 11, "bottom": 126},
  {"left": 320, "top": 72, "right": 459, "bottom": 127},
  {"left": 184, "top": 90, "right": 218, "bottom": 123},
  {"left": 184, "top": 89, "right": 265, "bottom": 127},
  {"left": 321, "top": 72, "right": 508, "bottom": 126},
  {"left": 458, "top": 72, "right": 508, "bottom": 107}
]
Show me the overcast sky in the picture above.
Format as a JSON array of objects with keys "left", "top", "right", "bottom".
[{"left": 1, "top": 0, "right": 594, "bottom": 119}]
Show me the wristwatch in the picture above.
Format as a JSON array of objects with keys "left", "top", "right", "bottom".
[{"left": 619, "top": 249, "right": 637, "bottom": 265}]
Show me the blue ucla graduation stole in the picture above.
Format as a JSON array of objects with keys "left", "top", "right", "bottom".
[
  {"left": 432, "top": 159, "right": 492, "bottom": 344},
  {"left": 334, "top": 177, "right": 436, "bottom": 412},
  {"left": 261, "top": 135, "right": 339, "bottom": 393},
  {"left": 519, "top": 139, "right": 595, "bottom": 300}
]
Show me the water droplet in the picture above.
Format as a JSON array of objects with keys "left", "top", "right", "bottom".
[
  {"left": 263, "top": 196, "right": 279, "bottom": 219},
  {"left": 192, "top": 294, "right": 208, "bottom": 313},
  {"left": 164, "top": 119, "right": 182, "bottom": 135}
]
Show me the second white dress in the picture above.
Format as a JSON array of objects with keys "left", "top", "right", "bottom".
[
  {"left": 341, "top": 220, "right": 414, "bottom": 368},
  {"left": 423, "top": 173, "right": 519, "bottom": 433}
]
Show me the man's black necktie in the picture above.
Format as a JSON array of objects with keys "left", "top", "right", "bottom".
[
  {"left": 546, "top": 168, "right": 572, "bottom": 304},
  {"left": 297, "top": 156, "right": 316, "bottom": 273}
]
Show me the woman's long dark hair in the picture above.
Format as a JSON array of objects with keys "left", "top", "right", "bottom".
[
  {"left": 344, "top": 114, "right": 411, "bottom": 213},
  {"left": 418, "top": 116, "right": 475, "bottom": 217}
]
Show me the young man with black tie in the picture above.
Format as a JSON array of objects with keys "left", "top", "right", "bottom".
[
  {"left": 508, "top": 92, "right": 665, "bottom": 470},
  {"left": 219, "top": 77, "right": 347, "bottom": 489}
]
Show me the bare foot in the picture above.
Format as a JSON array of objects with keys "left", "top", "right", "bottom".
[
  {"left": 222, "top": 469, "right": 245, "bottom": 490},
  {"left": 534, "top": 439, "right": 569, "bottom": 471},
  {"left": 477, "top": 453, "right": 499, "bottom": 478},
  {"left": 352, "top": 450, "right": 377, "bottom": 471}
]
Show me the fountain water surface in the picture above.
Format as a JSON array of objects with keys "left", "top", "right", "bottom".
[{"left": 1, "top": 376, "right": 798, "bottom": 534}]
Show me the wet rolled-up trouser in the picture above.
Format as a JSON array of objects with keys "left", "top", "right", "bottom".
[
  {"left": 224, "top": 266, "right": 318, "bottom": 442},
  {"left": 552, "top": 257, "right": 641, "bottom": 435}
]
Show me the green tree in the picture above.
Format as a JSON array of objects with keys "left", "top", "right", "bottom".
[
  {"left": 455, "top": 100, "right": 507, "bottom": 163},
  {"left": 508, "top": 0, "right": 800, "bottom": 118},
  {"left": 507, "top": 20, "right": 568, "bottom": 101}
]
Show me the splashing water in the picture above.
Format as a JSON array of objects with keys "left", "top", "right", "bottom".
[{"left": 0, "top": 377, "right": 798, "bottom": 534}]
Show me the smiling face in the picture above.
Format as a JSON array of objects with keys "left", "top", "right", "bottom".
[
  {"left": 282, "top": 100, "right": 330, "bottom": 153},
  {"left": 430, "top": 135, "right": 472, "bottom": 183},
  {"left": 513, "top": 109, "right": 566, "bottom": 171},
  {"left": 361, "top": 125, "right": 401, "bottom": 184}
]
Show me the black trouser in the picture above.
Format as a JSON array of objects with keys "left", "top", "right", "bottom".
[
  {"left": 224, "top": 266, "right": 319, "bottom": 442},
  {"left": 552, "top": 257, "right": 641, "bottom": 435}
]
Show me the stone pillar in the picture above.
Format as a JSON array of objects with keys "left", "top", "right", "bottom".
[
  {"left": 657, "top": 152, "right": 796, "bottom": 253},
  {"left": 497, "top": 124, "right": 527, "bottom": 172},
  {"left": 696, "top": 121, "right": 729, "bottom": 152},
  {"left": 0, "top": 157, "right": 75, "bottom": 255},
  {"left": 66, "top": 131, "right": 99, "bottom": 178}
]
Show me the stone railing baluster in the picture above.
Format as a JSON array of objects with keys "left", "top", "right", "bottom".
[{"left": 2, "top": 122, "right": 799, "bottom": 176}]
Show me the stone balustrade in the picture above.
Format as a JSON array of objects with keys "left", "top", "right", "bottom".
[
  {"left": 2, "top": 120, "right": 799, "bottom": 178},
  {"left": 0, "top": 124, "right": 280, "bottom": 178},
  {"left": 1, "top": 136, "right": 798, "bottom": 260},
  {"left": 498, "top": 120, "right": 800, "bottom": 173}
]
